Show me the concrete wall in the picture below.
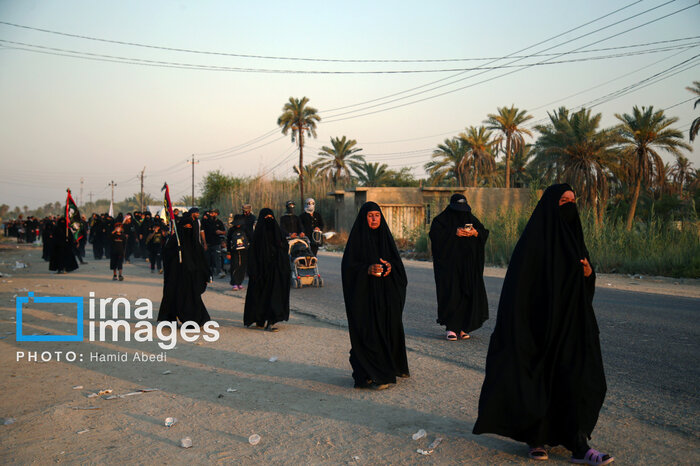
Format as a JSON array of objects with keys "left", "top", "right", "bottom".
[{"left": 329, "top": 187, "right": 537, "bottom": 239}]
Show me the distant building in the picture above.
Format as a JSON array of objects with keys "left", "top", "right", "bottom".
[{"left": 328, "top": 187, "right": 536, "bottom": 238}]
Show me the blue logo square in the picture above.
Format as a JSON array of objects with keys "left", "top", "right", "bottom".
[{"left": 16, "top": 292, "right": 84, "bottom": 342}]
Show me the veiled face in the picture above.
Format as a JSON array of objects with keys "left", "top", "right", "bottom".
[
  {"left": 366, "top": 211, "right": 381, "bottom": 230},
  {"left": 558, "top": 190, "right": 576, "bottom": 206},
  {"left": 264, "top": 214, "right": 274, "bottom": 220}
]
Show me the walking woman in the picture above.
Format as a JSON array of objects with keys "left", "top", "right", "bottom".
[
  {"left": 243, "top": 208, "right": 290, "bottom": 331},
  {"left": 473, "top": 184, "right": 613, "bottom": 465},
  {"left": 429, "top": 194, "right": 489, "bottom": 341},
  {"left": 342, "top": 202, "right": 409, "bottom": 390}
]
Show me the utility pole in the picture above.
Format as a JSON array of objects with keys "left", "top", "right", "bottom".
[
  {"left": 79, "top": 177, "right": 84, "bottom": 206},
  {"left": 138, "top": 166, "right": 146, "bottom": 211},
  {"left": 108, "top": 180, "right": 117, "bottom": 205},
  {"left": 187, "top": 155, "right": 199, "bottom": 207},
  {"left": 88, "top": 192, "right": 93, "bottom": 204}
]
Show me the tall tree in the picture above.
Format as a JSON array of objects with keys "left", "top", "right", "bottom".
[
  {"left": 277, "top": 97, "right": 321, "bottom": 205},
  {"left": 355, "top": 161, "right": 390, "bottom": 187},
  {"left": 484, "top": 105, "right": 533, "bottom": 188},
  {"left": 424, "top": 137, "right": 471, "bottom": 187},
  {"left": 670, "top": 154, "right": 694, "bottom": 198},
  {"left": 459, "top": 126, "right": 497, "bottom": 187},
  {"left": 687, "top": 81, "right": 700, "bottom": 142},
  {"left": 533, "top": 107, "right": 619, "bottom": 223},
  {"left": 615, "top": 106, "right": 691, "bottom": 230},
  {"left": 315, "top": 136, "right": 365, "bottom": 187}
]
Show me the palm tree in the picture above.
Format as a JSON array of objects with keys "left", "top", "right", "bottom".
[
  {"left": 277, "top": 97, "right": 321, "bottom": 205},
  {"left": 687, "top": 81, "right": 700, "bottom": 142},
  {"left": 315, "top": 136, "right": 365, "bottom": 187},
  {"left": 484, "top": 105, "right": 533, "bottom": 188},
  {"left": 670, "top": 154, "right": 694, "bottom": 198},
  {"left": 533, "top": 107, "right": 619, "bottom": 222},
  {"left": 355, "top": 161, "right": 391, "bottom": 187},
  {"left": 615, "top": 106, "right": 692, "bottom": 230},
  {"left": 424, "top": 137, "right": 471, "bottom": 187},
  {"left": 459, "top": 126, "right": 497, "bottom": 186},
  {"left": 510, "top": 143, "right": 535, "bottom": 188}
]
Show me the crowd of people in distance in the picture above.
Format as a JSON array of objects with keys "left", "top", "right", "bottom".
[{"left": 2, "top": 185, "right": 614, "bottom": 464}]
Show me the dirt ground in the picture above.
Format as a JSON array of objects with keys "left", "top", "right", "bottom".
[{"left": 0, "top": 242, "right": 698, "bottom": 464}]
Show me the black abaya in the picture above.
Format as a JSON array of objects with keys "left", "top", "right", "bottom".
[
  {"left": 341, "top": 202, "right": 409, "bottom": 386},
  {"left": 243, "top": 209, "right": 291, "bottom": 327},
  {"left": 157, "top": 218, "right": 211, "bottom": 326},
  {"left": 473, "top": 183, "right": 606, "bottom": 452},
  {"left": 429, "top": 199, "right": 489, "bottom": 333},
  {"left": 48, "top": 218, "right": 79, "bottom": 273}
]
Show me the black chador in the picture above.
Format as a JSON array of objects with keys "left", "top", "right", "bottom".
[
  {"left": 429, "top": 194, "right": 489, "bottom": 338},
  {"left": 48, "top": 218, "right": 79, "bottom": 273},
  {"left": 157, "top": 215, "right": 211, "bottom": 326},
  {"left": 243, "top": 208, "right": 290, "bottom": 330},
  {"left": 341, "top": 202, "right": 409, "bottom": 388},
  {"left": 473, "top": 184, "right": 607, "bottom": 457}
]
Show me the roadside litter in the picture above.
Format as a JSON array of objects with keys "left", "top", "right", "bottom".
[
  {"left": 412, "top": 429, "right": 426, "bottom": 440},
  {"left": 248, "top": 434, "right": 261, "bottom": 445},
  {"left": 164, "top": 417, "right": 177, "bottom": 427},
  {"left": 180, "top": 437, "right": 193, "bottom": 448}
]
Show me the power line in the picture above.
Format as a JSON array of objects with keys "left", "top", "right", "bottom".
[
  {"left": 322, "top": 2, "right": 699, "bottom": 123},
  {"left": 4, "top": 38, "right": 695, "bottom": 74}
]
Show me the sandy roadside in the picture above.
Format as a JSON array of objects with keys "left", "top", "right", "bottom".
[{"left": 0, "top": 242, "right": 698, "bottom": 464}]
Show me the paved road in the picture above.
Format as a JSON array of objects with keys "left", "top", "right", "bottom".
[{"left": 290, "top": 252, "right": 700, "bottom": 438}]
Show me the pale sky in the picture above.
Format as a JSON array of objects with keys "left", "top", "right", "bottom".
[{"left": 1, "top": 0, "right": 698, "bottom": 209}]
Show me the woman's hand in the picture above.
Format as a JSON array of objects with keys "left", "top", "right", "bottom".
[
  {"left": 368, "top": 263, "right": 383, "bottom": 277},
  {"left": 379, "top": 258, "right": 392, "bottom": 276},
  {"left": 580, "top": 258, "right": 593, "bottom": 277}
]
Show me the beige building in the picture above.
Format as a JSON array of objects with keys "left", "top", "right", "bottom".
[{"left": 328, "top": 187, "right": 536, "bottom": 238}]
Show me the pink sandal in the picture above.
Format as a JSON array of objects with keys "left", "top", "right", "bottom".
[
  {"left": 446, "top": 331, "right": 457, "bottom": 341},
  {"left": 571, "top": 448, "right": 614, "bottom": 465}
]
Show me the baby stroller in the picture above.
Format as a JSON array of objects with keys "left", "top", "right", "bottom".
[{"left": 288, "top": 237, "right": 323, "bottom": 288}]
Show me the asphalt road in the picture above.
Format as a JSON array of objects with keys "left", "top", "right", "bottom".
[{"left": 290, "top": 251, "right": 700, "bottom": 439}]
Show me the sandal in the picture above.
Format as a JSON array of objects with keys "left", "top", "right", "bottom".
[
  {"left": 446, "top": 331, "right": 457, "bottom": 341},
  {"left": 528, "top": 446, "right": 548, "bottom": 461},
  {"left": 571, "top": 448, "right": 614, "bottom": 465},
  {"left": 459, "top": 331, "right": 470, "bottom": 340}
]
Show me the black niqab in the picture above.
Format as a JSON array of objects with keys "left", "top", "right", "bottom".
[
  {"left": 341, "top": 202, "right": 409, "bottom": 385},
  {"left": 473, "top": 184, "right": 606, "bottom": 450},
  {"left": 243, "top": 208, "right": 291, "bottom": 326},
  {"left": 157, "top": 216, "right": 211, "bottom": 325},
  {"left": 429, "top": 195, "right": 489, "bottom": 333}
]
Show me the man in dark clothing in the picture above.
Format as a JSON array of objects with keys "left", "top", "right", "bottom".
[
  {"left": 139, "top": 212, "right": 154, "bottom": 260},
  {"left": 202, "top": 209, "right": 227, "bottom": 279},
  {"left": 240, "top": 204, "right": 256, "bottom": 243},
  {"left": 279, "top": 200, "right": 303, "bottom": 238},
  {"left": 123, "top": 214, "right": 137, "bottom": 263},
  {"left": 226, "top": 215, "right": 250, "bottom": 290},
  {"left": 299, "top": 198, "right": 324, "bottom": 256}
]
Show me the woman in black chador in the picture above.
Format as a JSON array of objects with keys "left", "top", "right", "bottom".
[
  {"left": 429, "top": 193, "right": 489, "bottom": 341},
  {"left": 342, "top": 202, "right": 409, "bottom": 390},
  {"left": 473, "top": 184, "right": 613, "bottom": 465},
  {"left": 157, "top": 214, "right": 211, "bottom": 326},
  {"left": 243, "top": 208, "right": 290, "bottom": 332},
  {"left": 49, "top": 217, "right": 79, "bottom": 274}
]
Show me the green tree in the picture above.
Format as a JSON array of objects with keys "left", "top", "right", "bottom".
[
  {"left": 484, "top": 105, "right": 533, "bottom": 188},
  {"left": 533, "top": 107, "right": 619, "bottom": 222},
  {"left": 355, "top": 161, "right": 391, "bottom": 187},
  {"left": 687, "top": 81, "right": 700, "bottom": 142},
  {"left": 670, "top": 154, "right": 694, "bottom": 199},
  {"left": 459, "top": 125, "right": 497, "bottom": 186},
  {"left": 315, "top": 136, "right": 364, "bottom": 187},
  {"left": 615, "top": 106, "right": 692, "bottom": 230},
  {"left": 277, "top": 97, "right": 321, "bottom": 205},
  {"left": 199, "top": 170, "right": 240, "bottom": 208},
  {"left": 424, "top": 137, "right": 470, "bottom": 186}
]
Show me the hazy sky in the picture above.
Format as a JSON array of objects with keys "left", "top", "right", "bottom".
[{"left": 1, "top": 0, "right": 698, "bottom": 209}]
